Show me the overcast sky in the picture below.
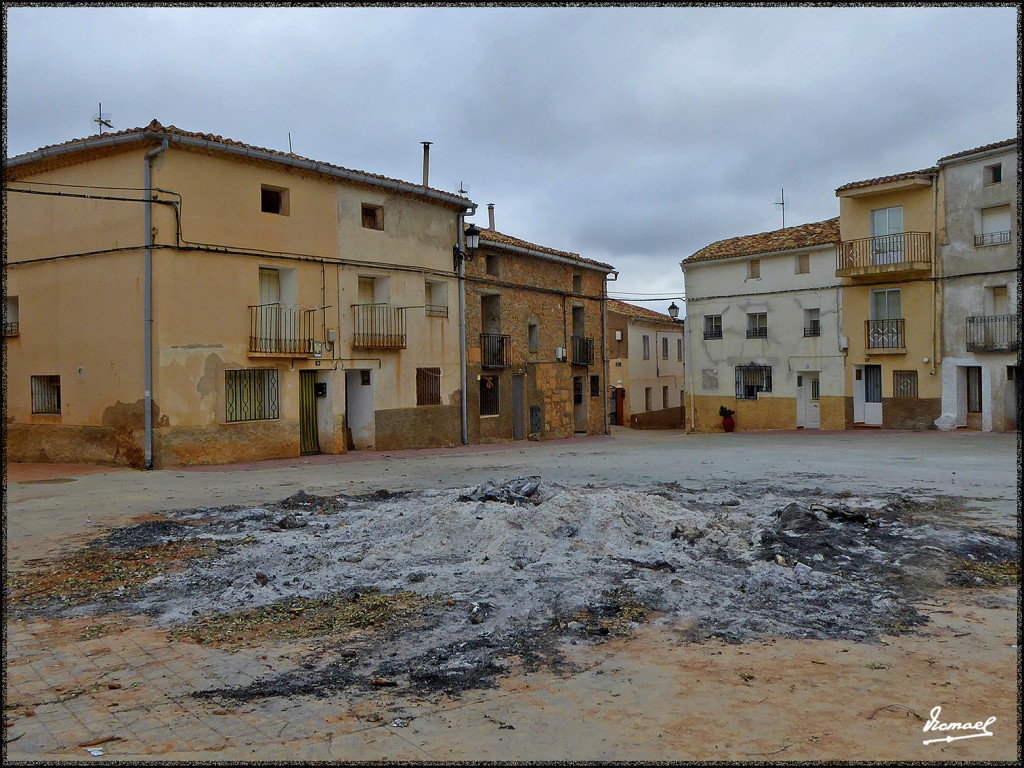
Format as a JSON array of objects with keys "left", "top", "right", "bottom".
[{"left": 4, "top": 4, "right": 1018, "bottom": 314}]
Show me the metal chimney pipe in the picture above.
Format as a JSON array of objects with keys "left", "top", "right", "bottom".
[
  {"left": 421, "top": 142, "right": 432, "bottom": 186},
  {"left": 488, "top": 203, "right": 495, "bottom": 230}
]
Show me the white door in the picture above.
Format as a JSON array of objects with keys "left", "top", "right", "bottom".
[
  {"left": 853, "top": 366, "right": 865, "bottom": 423},
  {"left": 345, "top": 369, "right": 375, "bottom": 450},
  {"left": 864, "top": 365, "right": 883, "bottom": 426},
  {"left": 797, "top": 373, "right": 821, "bottom": 429}
]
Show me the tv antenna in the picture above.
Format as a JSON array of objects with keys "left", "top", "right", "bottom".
[
  {"left": 775, "top": 188, "right": 786, "bottom": 228},
  {"left": 458, "top": 181, "right": 469, "bottom": 195},
  {"left": 93, "top": 103, "right": 113, "bottom": 134}
]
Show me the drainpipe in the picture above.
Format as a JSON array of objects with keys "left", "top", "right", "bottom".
[
  {"left": 457, "top": 204, "right": 477, "bottom": 445},
  {"left": 143, "top": 138, "right": 169, "bottom": 469},
  {"left": 602, "top": 272, "right": 617, "bottom": 435},
  {"left": 682, "top": 265, "right": 696, "bottom": 431}
]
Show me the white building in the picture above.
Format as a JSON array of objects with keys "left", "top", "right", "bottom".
[
  {"left": 934, "top": 139, "right": 1019, "bottom": 432},
  {"left": 681, "top": 218, "right": 846, "bottom": 432}
]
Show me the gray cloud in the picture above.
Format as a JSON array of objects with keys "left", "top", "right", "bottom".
[{"left": 5, "top": 5, "right": 1017, "bottom": 310}]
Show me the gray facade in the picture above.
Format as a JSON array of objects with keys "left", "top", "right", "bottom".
[{"left": 935, "top": 140, "right": 1019, "bottom": 432}]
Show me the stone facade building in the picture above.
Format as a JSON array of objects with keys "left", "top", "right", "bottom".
[
  {"left": 605, "top": 299, "right": 685, "bottom": 429},
  {"left": 463, "top": 220, "right": 615, "bottom": 442}
]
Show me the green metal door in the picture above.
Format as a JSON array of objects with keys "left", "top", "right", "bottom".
[{"left": 299, "top": 370, "right": 320, "bottom": 454}]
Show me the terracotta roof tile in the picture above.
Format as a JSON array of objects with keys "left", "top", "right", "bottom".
[
  {"left": 606, "top": 298, "right": 680, "bottom": 324},
  {"left": 7, "top": 119, "right": 472, "bottom": 203},
  {"left": 474, "top": 226, "right": 615, "bottom": 271},
  {"left": 938, "top": 138, "right": 1018, "bottom": 163},
  {"left": 684, "top": 217, "right": 840, "bottom": 264},
  {"left": 834, "top": 167, "right": 938, "bottom": 193}
]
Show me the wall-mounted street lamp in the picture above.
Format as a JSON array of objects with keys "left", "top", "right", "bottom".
[
  {"left": 453, "top": 223, "right": 481, "bottom": 270},
  {"left": 668, "top": 302, "right": 680, "bottom": 322}
]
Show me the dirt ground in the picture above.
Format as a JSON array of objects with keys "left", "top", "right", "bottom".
[{"left": 3, "top": 428, "right": 1020, "bottom": 762}]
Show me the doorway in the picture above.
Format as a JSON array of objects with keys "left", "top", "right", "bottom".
[
  {"left": 853, "top": 365, "right": 882, "bottom": 426},
  {"left": 344, "top": 369, "right": 375, "bottom": 450},
  {"left": 573, "top": 376, "right": 587, "bottom": 433},
  {"left": 966, "top": 366, "right": 982, "bottom": 430},
  {"left": 299, "top": 370, "right": 320, "bottom": 454},
  {"left": 512, "top": 374, "right": 525, "bottom": 441},
  {"left": 796, "top": 373, "right": 821, "bottom": 429}
]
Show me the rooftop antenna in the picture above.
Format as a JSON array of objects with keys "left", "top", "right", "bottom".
[
  {"left": 93, "top": 103, "right": 113, "bottom": 135},
  {"left": 775, "top": 188, "right": 786, "bottom": 229},
  {"left": 458, "top": 181, "right": 469, "bottom": 194}
]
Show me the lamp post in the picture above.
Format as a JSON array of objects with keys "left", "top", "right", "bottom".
[
  {"left": 453, "top": 223, "right": 481, "bottom": 270},
  {"left": 455, "top": 220, "right": 481, "bottom": 446},
  {"left": 668, "top": 302, "right": 680, "bottom": 322}
]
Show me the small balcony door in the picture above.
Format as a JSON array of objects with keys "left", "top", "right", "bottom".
[{"left": 869, "top": 288, "right": 903, "bottom": 349}]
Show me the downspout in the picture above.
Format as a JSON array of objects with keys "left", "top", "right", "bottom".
[
  {"left": 143, "top": 138, "right": 169, "bottom": 470},
  {"left": 931, "top": 171, "right": 941, "bottom": 378},
  {"left": 602, "top": 272, "right": 617, "bottom": 435},
  {"left": 682, "top": 264, "right": 696, "bottom": 432}
]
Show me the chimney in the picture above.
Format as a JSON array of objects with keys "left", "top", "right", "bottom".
[
  {"left": 421, "top": 142, "right": 432, "bottom": 187},
  {"left": 488, "top": 203, "right": 495, "bottom": 230}
]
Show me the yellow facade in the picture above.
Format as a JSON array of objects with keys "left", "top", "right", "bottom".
[{"left": 5, "top": 126, "right": 471, "bottom": 466}]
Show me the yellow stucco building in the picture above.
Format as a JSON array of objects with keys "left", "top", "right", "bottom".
[{"left": 5, "top": 121, "right": 474, "bottom": 467}]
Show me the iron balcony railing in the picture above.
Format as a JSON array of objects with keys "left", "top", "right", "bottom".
[
  {"left": 571, "top": 336, "right": 595, "bottom": 366},
  {"left": 803, "top": 320, "right": 821, "bottom": 337},
  {"left": 865, "top": 318, "right": 905, "bottom": 350},
  {"left": 746, "top": 327, "right": 768, "bottom": 339},
  {"left": 352, "top": 304, "right": 407, "bottom": 349},
  {"left": 249, "top": 304, "right": 317, "bottom": 355},
  {"left": 3, "top": 321, "right": 19, "bottom": 337},
  {"left": 481, "top": 333, "right": 511, "bottom": 368},
  {"left": 974, "top": 231, "right": 1011, "bottom": 247},
  {"left": 966, "top": 314, "right": 1019, "bottom": 352},
  {"left": 837, "top": 232, "right": 932, "bottom": 272}
]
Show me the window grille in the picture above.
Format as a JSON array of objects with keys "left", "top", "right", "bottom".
[
  {"left": 735, "top": 364, "right": 772, "bottom": 400},
  {"left": 893, "top": 370, "right": 918, "bottom": 398},
  {"left": 226, "top": 369, "right": 279, "bottom": 422},
  {"left": 416, "top": 367, "right": 442, "bottom": 406},
  {"left": 31, "top": 375, "right": 61, "bottom": 414},
  {"left": 480, "top": 375, "right": 499, "bottom": 416},
  {"left": 529, "top": 405, "right": 543, "bottom": 433},
  {"left": 703, "top": 315, "right": 722, "bottom": 340}
]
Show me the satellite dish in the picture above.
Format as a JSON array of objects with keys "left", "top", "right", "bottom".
[{"left": 92, "top": 103, "right": 114, "bottom": 134}]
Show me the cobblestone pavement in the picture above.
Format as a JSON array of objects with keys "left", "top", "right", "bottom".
[{"left": 4, "top": 429, "right": 1020, "bottom": 761}]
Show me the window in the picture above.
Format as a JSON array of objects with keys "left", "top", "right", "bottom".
[
  {"left": 870, "top": 206, "right": 904, "bottom": 264},
  {"left": 661, "top": 336, "right": 669, "bottom": 360},
  {"left": 261, "top": 185, "right": 289, "bottom": 215},
  {"left": 642, "top": 335, "right": 650, "bottom": 360},
  {"left": 893, "top": 370, "right": 918, "bottom": 398},
  {"left": 486, "top": 253, "right": 499, "bottom": 276},
  {"left": 644, "top": 387, "right": 652, "bottom": 412},
  {"left": 416, "top": 367, "right": 442, "bottom": 406},
  {"left": 984, "top": 163, "right": 1002, "bottom": 185},
  {"left": 735, "top": 364, "right": 772, "bottom": 399},
  {"left": 528, "top": 322, "right": 539, "bottom": 354},
  {"left": 480, "top": 375, "right": 499, "bottom": 416},
  {"left": 361, "top": 204, "right": 383, "bottom": 230},
  {"left": 4, "top": 295, "right": 18, "bottom": 336},
  {"left": 676, "top": 338, "right": 683, "bottom": 362},
  {"left": 225, "top": 369, "right": 279, "bottom": 422},
  {"left": 573, "top": 273, "right": 583, "bottom": 293},
  {"left": 425, "top": 281, "right": 448, "bottom": 318},
  {"left": 810, "top": 378, "right": 820, "bottom": 401},
  {"left": 804, "top": 308, "right": 821, "bottom": 337},
  {"left": 977, "top": 205, "right": 1011, "bottom": 246},
  {"left": 590, "top": 375, "right": 600, "bottom": 398},
  {"left": 868, "top": 289, "right": 903, "bottom": 349},
  {"left": 703, "top": 315, "right": 723, "bottom": 340},
  {"left": 31, "top": 375, "right": 61, "bottom": 414},
  {"left": 871, "top": 288, "right": 902, "bottom": 320},
  {"left": 746, "top": 312, "right": 768, "bottom": 339},
  {"left": 747, "top": 259, "right": 760, "bottom": 279},
  {"left": 662, "top": 385, "right": 669, "bottom": 408},
  {"left": 796, "top": 253, "right": 810, "bottom": 274}
]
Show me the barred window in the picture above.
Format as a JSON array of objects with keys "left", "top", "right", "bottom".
[
  {"left": 662, "top": 336, "right": 669, "bottom": 359},
  {"left": 804, "top": 308, "right": 821, "bottom": 337},
  {"left": 703, "top": 315, "right": 722, "bottom": 340},
  {"left": 226, "top": 369, "right": 279, "bottom": 422},
  {"left": 735, "top": 364, "right": 772, "bottom": 400},
  {"left": 416, "top": 367, "right": 442, "bottom": 405},
  {"left": 480, "top": 375, "right": 499, "bottom": 416},
  {"left": 31, "top": 375, "right": 61, "bottom": 414},
  {"left": 893, "top": 370, "right": 918, "bottom": 398},
  {"left": 746, "top": 313, "right": 768, "bottom": 339}
]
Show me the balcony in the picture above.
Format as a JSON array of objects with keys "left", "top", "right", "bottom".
[
  {"left": 746, "top": 327, "right": 768, "bottom": 339},
  {"left": 481, "top": 334, "right": 511, "bottom": 368},
  {"left": 352, "top": 304, "right": 407, "bottom": 349},
  {"left": 3, "top": 321, "right": 19, "bottom": 337},
  {"left": 865, "top": 318, "right": 905, "bottom": 353},
  {"left": 803, "top": 320, "right": 821, "bottom": 337},
  {"left": 836, "top": 232, "right": 932, "bottom": 278},
  {"left": 249, "top": 304, "right": 318, "bottom": 357},
  {"left": 571, "top": 336, "right": 595, "bottom": 366},
  {"left": 974, "top": 231, "right": 1011, "bottom": 247},
  {"left": 966, "top": 314, "right": 1019, "bottom": 352}
]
